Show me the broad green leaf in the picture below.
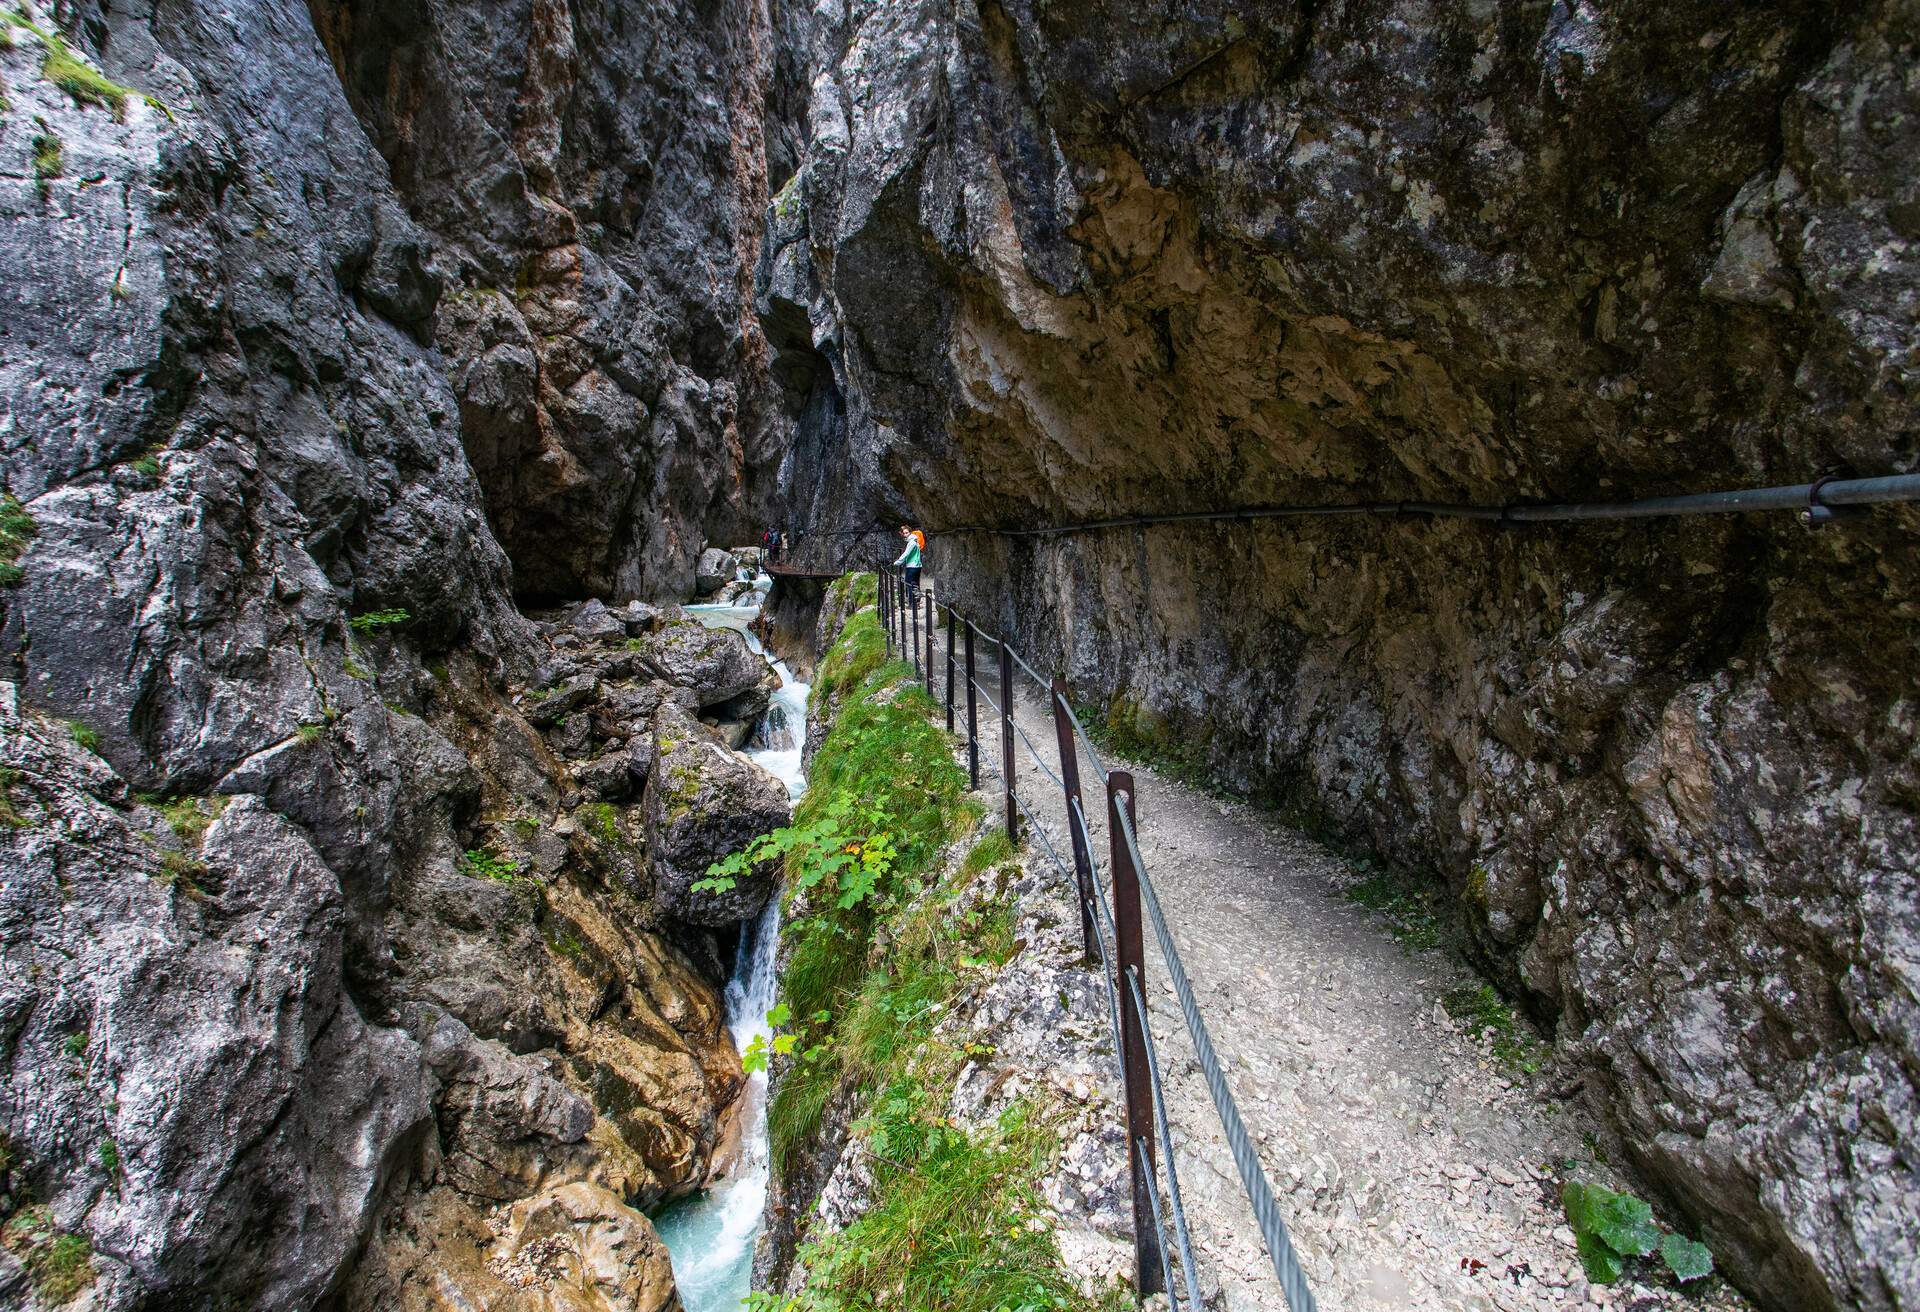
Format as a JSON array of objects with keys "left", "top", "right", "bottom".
[
  {"left": 766, "top": 1002, "right": 792, "bottom": 1026},
  {"left": 1564, "top": 1180, "right": 1659, "bottom": 1258},
  {"left": 740, "top": 1034, "right": 769, "bottom": 1074},
  {"left": 1660, "top": 1233, "right": 1713, "bottom": 1281},
  {"left": 772, "top": 1033, "right": 797, "bottom": 1056},
  {"left": 1574, "top": 1229, "right": 1624, "bottom": 1284}
]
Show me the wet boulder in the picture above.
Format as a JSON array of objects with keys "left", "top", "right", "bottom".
[
  {"left": 635, "top": 621, "right": 773, "bottom": 712},
  {"left": 694, "top": 547, "right": 739, "bottom": 594},
  {"left": 644, "top": 701, "right": 789, "bottom": 925}
]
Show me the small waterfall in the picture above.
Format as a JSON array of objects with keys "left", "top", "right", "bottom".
[{"left": 658, "top": 584, "right": 810, "bottom": 1308}]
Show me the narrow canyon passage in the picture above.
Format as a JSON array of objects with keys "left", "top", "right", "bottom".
[{"left": 0, "top": 1, "right": 1913, "bottom": 1310}]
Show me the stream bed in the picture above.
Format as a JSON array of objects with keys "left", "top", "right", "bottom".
[{"left": 653, "top": 586, "right": 807, "bottom": 1311}]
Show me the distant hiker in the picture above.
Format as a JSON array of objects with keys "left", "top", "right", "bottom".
[
  {"left": 771, "top": 529, "right": 784, "bottom": 562},
  {"left": 893, "top": 524, "right": 924, "bottom": 605}
]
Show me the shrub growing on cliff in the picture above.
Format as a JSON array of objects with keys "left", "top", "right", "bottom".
[{"left": 349, "top": 607, "right": 410, "bottom": 632}]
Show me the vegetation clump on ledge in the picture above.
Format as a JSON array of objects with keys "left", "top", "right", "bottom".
[{"left": 735, "top": 578, "right": 1121, "bottom": 1312}]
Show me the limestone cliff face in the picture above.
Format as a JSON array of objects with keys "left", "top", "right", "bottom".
[
  {"left": 762, "top": 3, "right": 1919, "bottom": 1309},
  {"left": 309, "top": 0, "right": 793, "bottom": 601},
  {"left": 0, "top": 1, "right": 791, "bottom": 1308}
]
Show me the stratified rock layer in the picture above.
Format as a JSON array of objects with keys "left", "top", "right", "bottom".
[{"left": 763, "top": 3, "right": 1919, "bottom": 1309}]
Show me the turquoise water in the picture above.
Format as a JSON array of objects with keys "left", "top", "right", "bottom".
[{"left": 657, "top": 599, "right": 807, "bottom": 1310}]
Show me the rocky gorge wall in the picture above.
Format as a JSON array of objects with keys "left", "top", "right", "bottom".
[
  {"left": 0, "top": 1, "right": 802, "bottom": 1308},
  {"left": 759, "top": 2, "right": 1919, "bottom": 1310}
]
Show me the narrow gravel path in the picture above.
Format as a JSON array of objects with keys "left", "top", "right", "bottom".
[{"left": 901, "top": 610, "right": 1746, "bottom": 1312}]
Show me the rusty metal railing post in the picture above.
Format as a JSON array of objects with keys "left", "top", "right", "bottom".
[
  {"left": 1052, "top": 677, "right": 1098, "bottom": 963},
  {"left": 924, "top": 591, "right": 934, "bottom": 700},
  {"left": 944, "top": 605, "right": 956, "bottom": 733},
  {"left": 964, "top": 617, "right": 979, "bottom": 790},
  {"left": 999, "top": 640, "right": 1017, "bottom": 841},
  {"left": 909, "top": 576, "right": 922, "bottom": 678},
  {"left": 1107, "top": 770, "right": 1164, "bottom": 1297}
]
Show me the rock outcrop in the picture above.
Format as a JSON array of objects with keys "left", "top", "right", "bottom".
[
  {"left": 0, "top": 0, "right": 796, "bottom": 1306},
  {"left": 759, "top": 3, "right": 1919, "bottom": 1310},
  {"left": 646, "top": 700, "right": 792, "bottom": 926}
]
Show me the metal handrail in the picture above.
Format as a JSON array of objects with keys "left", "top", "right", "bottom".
[{"left": 877, "top": 565, "right": 1317, "bottom": 1312}]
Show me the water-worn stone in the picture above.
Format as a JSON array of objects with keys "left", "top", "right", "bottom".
[
  {"left": 645, "top": 701, "right": 790, "bottom": 925},
  {"left": 637, "top": 621, "right": 776, "bottom": 713},
  {"left": 696, "top": 547, "right": 742, "bottom": 594}
]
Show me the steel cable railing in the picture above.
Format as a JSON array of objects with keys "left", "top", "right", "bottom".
[
  {"left": 1114, "top": 797, "right": 1319, "bottom": 1312},
  {"left": 1127, "top": 965, "right": 1206, "bottom": 1312},
  {"left": 871, "top": 566, "right": 1318, "bottom": 1311}
]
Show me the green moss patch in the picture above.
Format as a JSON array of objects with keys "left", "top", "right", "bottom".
[{"left": 736, "top": 594, "right": 1114, "bottom": 1311}]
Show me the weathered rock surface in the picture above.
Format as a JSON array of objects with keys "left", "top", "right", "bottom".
[
  {"left": 0, "top": 685, "right": 432, "bottom": 1309},
  {"left": 646, "top": 701, "right": 792, "bottom": 926},
  {"left": 636, "top": 619, "right": 778, "bottom": 713},
  {"left": 307, "top": 0, "right": 790, "bottom": 601},
  {"left": 763, "top": 3, "right": 1920, "bottom": 1309},
  {"left": 0, "top": 3, "right": 794, "bottom": 1304},
  {"left": 696, "top": 547, "right": 743, "bottom": 594}
]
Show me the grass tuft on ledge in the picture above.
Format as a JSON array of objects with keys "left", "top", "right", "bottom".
[{"left": 744, "top": 584, "right": 1121, "bottom": 1312}]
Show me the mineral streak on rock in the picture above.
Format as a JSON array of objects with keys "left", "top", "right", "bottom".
[{"left": 760, "top": 3, "right": 1920, "bottom": 1310}]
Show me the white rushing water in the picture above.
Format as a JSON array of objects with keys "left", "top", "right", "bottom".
[{"left": 655, "top": 580, "right": 807, "bottom": 1311}]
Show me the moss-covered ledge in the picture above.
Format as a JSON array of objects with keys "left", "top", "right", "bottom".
[{"left": 749, "top": 578, "right": 1133, "bottom": 1311}]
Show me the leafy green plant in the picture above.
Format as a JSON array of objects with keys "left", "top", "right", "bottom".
[
  {"left": 349, "top": 607, "right": 410, "bottom": 632},
  {"left": 459, "top": 846, "right": 526, "bottom": 884},
  {"left": 695, "top": 794, "right": 899, "bottom": 911},
  {"left": 62, "top": 1030, "right": 88, "bottom": 1059},
  {"left": 97, "top": 1138, "right": 120, "bottom": 1177},
  {"left": 1562, "top": 1180, "right": 1713, "bottom": 1285},
  {"left": 67, "top": 721, "right": 101, "bottom": 755},
  {"left": 0, "top": 493, "right": 33, "bottom": 585},
  {"left": 294, "top": 722, "right": 326, "bottom": 745},
  {"left": 342, "top": 652, "right": 372, "bottom": 681}
]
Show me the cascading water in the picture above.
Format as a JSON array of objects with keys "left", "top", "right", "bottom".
[{"left": 655, "top": 579, "right": 808, "bottom": 1311}]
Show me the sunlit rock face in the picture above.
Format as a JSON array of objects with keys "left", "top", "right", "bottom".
[{"left": 762, "top": 3, "right": 1920, "bottom": 1309}]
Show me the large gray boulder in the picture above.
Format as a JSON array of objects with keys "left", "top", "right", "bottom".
[
  {"left": 0, "top": 689, "right": 429, "bottom": 1309},
  {"left": 644, "top": 702, "right": 789, "bottom": 926},
  {"left": 694, "top": 548, "right": 741, "bottom": 595},
  {"left": 635, "top": 621, "right": 774, "bottom": 713}
]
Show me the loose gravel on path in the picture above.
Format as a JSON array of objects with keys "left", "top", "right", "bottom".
[{"left": 911, "top": 618, "right": 1749, "bottom": 1312}]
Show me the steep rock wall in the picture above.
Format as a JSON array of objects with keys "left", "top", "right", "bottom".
[
  {"left": 0, "top": 2, "right": 793, "bottom": 1307},
  {"left": 309, "top": 0, "right": 794, "bottom": 601},
  {"left": 761, "top": 2, "right": 1919, "bottom": 1309}
]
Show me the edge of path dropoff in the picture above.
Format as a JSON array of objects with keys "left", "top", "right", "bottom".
[{"left": 932, "top": 599, "right": 1755, "bottom": 1312}]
